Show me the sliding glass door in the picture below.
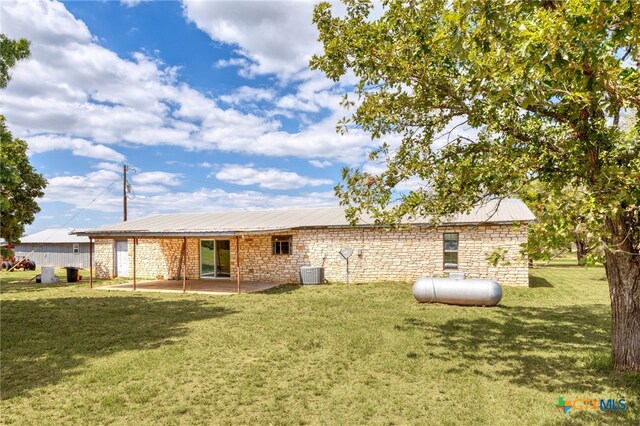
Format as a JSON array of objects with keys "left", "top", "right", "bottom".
[{"left": 200, "top": 240, "right": 231, "bottom": 278}]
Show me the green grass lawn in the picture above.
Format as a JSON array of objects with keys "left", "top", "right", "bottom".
[{"left": 1, "top": 267, "right": 638, "bottom": 425}]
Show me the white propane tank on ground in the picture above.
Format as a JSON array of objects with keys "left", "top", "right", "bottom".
[
  {"left": 413, "top": 277, "right": 502, "bottom": 306},
  {"left": 40, "top": 266, "right": 57, "bottom": 284}
]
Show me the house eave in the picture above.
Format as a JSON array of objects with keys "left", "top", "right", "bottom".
[{"left": 75, "top": 219, "right": 532, "bottom": 239}]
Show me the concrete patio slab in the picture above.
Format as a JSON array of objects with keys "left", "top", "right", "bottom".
[{"left": 96, "top": 279, "right": 281, "bottom": 295}]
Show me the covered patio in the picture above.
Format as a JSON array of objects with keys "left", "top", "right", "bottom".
[
  {"left": 97, "top": 279, "right": 281, "bottom": 295},
  {"left": 87, "top": 234, "right": 251, "bottom": 294}
]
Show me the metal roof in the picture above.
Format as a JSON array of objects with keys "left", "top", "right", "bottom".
[
  {"left": 76, "top": 198, "right": 535, "bottom": 238},
  {"left": 19, "top": 228, "right": 90, "bottom": 244}
]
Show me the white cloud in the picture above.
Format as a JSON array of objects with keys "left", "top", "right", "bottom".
[
  {"left": 309, "top": 160, "right": 333, "bottom": 168},
  {"left": 3, "top": 0, "right": 92, "bottom": 46},
  {"left": 27, "top": 135, "right": 126, "bottom": 162},
  {"left": 1, "top": 0, "right": 376, "bottom": 168},
  {"left": 362, "top": 161, "right": 387, "bottom": 175},
  {"left": 215, "top": 164, "right": 332, "bottom": 190},
  {"left": 127, "top": 188, "right": 338, "bottom": 217},
  {"left": 274, "top": 69, "right": 345, "bottom": 113},
  {"left": 0, "top": 2, "right": 271, "bottom": 151},
  {"left": 394, "top": 177, "right": 428, "bottom": 192},
  {"left": 182, "top": 0, "right": 320, "bottom": 79},
  {"left": 214, "top": 57, "right": 252, "bottom": 72},
  {"left": 276, "top": 94, "right": 320, "bottom": 113},
  {"left": 40, "top": 170, "right": 338, "bottom": 216},
  {"left": 131, "top": 185, "right": 171, "bottom": 195},
  {"left": 42, "top": 170, "right": 122, "bottom": 212},
  {"left": 133, "top": 171, "right": 183, "bottom": 187},
  {"left": 120, "top": 0, "right": 150, "bottom": 7},
  {"left": 92, "top": 162, "right": 123, "bottom": 172},
  {"left": 1, "top": 0, "right": 197, "bottom": 146},
  {"left": 219, "top": 86, "right": 276, "bottom": 105},
  {"left": 237, "top": 112, "right": 377, "bottom": 164}
]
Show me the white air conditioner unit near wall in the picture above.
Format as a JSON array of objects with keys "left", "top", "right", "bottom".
[{"left": 300, "top": 266, "right": 324, "bottom": 285}]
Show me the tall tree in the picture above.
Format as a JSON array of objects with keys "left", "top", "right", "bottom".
[
  {"left": 311, "top": 0, "right": 639, "bottom": 370},
  {"left": 0, "top": 35, "right": 46, "bottom": 252},
  {"left": 0, "top": 34, "right": 30, "bottom": 89},
  {"left": 520, "top": 183, "right": 600, "bottom": 266}
]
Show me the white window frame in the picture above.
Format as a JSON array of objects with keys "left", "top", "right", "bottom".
[{"left": 443, "top": 233, "right": 459, "bottom": 270}]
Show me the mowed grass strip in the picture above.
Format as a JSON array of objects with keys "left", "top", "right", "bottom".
[{"left": 1, "top": 267, "right": 638, "bottom": 425}]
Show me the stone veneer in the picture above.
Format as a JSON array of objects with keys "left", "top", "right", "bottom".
[
  {"left": 127, "top": 238, "right": 200, "bottom": 280},
  {"left": 94, "top": 239, "right": 114, "bottom": 278},
  {"left": 93, "top": 224, "right": 529, "bottom": 286}
]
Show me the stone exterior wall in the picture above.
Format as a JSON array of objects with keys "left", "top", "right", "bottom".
[
  {"left": 94, "top": 238, "right": 114, "bottom": 279},
  {"left": 125, "top": 238, "right": 200, "bottom": 279},
  {"left": 238, "top": 225, "right": 528, "bottom": 286},
  {"left": 92, "top": 224, "right": 529, "bottom": 285}
]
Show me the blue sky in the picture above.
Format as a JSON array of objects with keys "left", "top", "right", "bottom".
[{"left": 2, "top": 0, "right": 386, "bottom": 235}]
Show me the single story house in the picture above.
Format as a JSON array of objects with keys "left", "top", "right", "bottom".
[
  {"left": 76, "top": 198, "right": 535, "bottom": 287},
  {"left": 15, "top": 228, "right": 90, "bottom": 268}
]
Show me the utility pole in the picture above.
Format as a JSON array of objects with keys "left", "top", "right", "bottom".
[
  {"left": 123, "top": 164, "right": 129, "bottom": 222},
  {"left": 122, "top": 165, "right": 136, "bottom": 222}
]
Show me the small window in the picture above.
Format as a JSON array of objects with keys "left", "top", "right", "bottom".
[
  {"left": 443, "top": 233, "right": 458, "bottom": 269},
  {"left": 73, "top": 243, "right": 80, "bottom": 255},
  {"left": 272, "top": 236, "right": 292, "bottom": 255}
]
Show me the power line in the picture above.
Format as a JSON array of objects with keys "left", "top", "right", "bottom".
[
  {"left": 60, "top": 176, "right": 121, "bottom": 231},
  {"left": 2, "top": 175, "right": 122, "bottom": 268},
  {"left": 32, "top": 176, "right": 120, "bottom": 242}
]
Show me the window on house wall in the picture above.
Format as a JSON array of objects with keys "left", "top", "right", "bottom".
[
  {"left": 443, "top": 233, "right": 459, "bottom": 269},
  {"left": 272, "top": 236, "right": 292, "bottom": 255},
  {"left": 73, "top": 243, "right": 80, "bottom": 255}
]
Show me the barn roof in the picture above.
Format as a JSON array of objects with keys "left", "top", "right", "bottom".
[
  {"left": 76, "top": 198, "right": 535, "bottom": 238},
  {"left": 19, "top": 228, "right": 89, "bottom": 244}
]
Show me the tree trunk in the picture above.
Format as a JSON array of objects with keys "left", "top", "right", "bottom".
[
  {"left": 604, "top": 216, "right": 640, "bottom": 371},
  {"left": 576, "top": 239, "right": 586, "bottom": 266}
]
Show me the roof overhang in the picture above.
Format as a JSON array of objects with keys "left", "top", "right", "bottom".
[
  {"left": 75, "top": 220, "right": 532, "bottom": 239},
  {"left": 75, "top": 228, "right": 294, "bottom": 238}
]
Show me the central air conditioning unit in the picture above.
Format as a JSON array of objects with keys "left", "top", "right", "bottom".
[{"left": 300, "top": 266, "right": 324, "bottom": 285}]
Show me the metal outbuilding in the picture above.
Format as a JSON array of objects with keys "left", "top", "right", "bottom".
[{"left": 14, "top": 228, "right": 90, "bottom": 268}]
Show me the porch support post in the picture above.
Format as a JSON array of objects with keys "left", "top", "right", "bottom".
[
  {"left": 89, "top": 237, "right": 93, "bottom": 289},
  {"left": 133, "top": 237, "right": 137, "bottom": 291},
  {"left": 236, "top": 235, "right": 241, "bottom": 294},
  {"left": 182, "top": 237, "right": 187, "bottom": 293}
]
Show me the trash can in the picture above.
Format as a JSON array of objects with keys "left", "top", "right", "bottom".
[
  {"left": 65, "top": 266, "right": 80, "bottom": 283},
  {"left": 41, "top": 266, "right": 56, "bottom": 283}
]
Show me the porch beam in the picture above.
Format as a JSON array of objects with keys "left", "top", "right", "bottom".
[
  {"left": 133, "top": 237, "right": 137, "bottom": 291},
  {"left": 89, "top": 237, "right": 93, "bottom": 289},
  {"left": 182, "top": 237, "right": 187, "bottom": 293},
  {"left": 236, "top": 235, "right": 241, "bottom": 294}
]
